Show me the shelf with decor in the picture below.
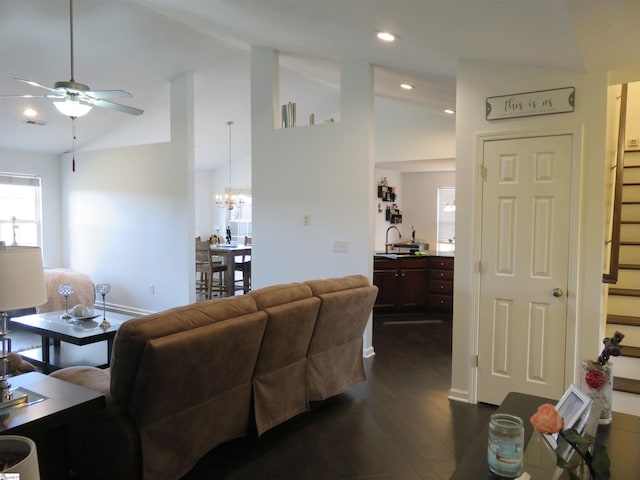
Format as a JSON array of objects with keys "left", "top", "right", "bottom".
[
  {"left": 385, "top": 205, "right": 402, "bottom": 224},
  {"left": 377, "top": 177, "right": 401, "bottom": 224},
  {"left": 377, "top": 185, "right": 396, "bottom": 202}
]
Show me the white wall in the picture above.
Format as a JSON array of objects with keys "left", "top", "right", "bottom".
[
  {"left": 403, "top": 171, "right": 456, "bottom": 250},
  {"left": 251, "top": 48, "right": 375, "bottom": 353},
  {"left": 60, "top": 74, "right": 195, "bottom": 314},
  {"left": 625, "top": 82, "right": 640, "bottom": 147},
  {"left": 451, "top": 59, "right": 608, "bottom": 403},
  {"left": 375, "top": 97, "right": 456, "bottom": 162},
  {"left": 202, "top": 83, "right": 456, "bottom": 249},
  {"left": 0, "top": 149, "right": 62, "bottom": 267},
  {"left": 194, "top": 168, "right": 213, "bottom": 240}
]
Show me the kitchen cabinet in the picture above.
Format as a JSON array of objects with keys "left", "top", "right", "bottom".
[
  {"left": 373, "top": 256, "right": 427, "bottom": 312},
  {"left": 427, "top": 256, "right": 454, "bottom": 314},
  {"left": 373, "top": 254, "right": 454, "bottom": 315}
]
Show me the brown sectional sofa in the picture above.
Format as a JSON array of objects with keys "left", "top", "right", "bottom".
[{"left": 50, "top": 275, "right": 378, "bottom": 480}]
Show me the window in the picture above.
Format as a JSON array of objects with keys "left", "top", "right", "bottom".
[
  {"left": 0, "top": 174, "right": 42, "bottom": 247},
  {"left": 228, "top": 193, "right": 252, "bottom": 245},
  {"left": 437, "top": 187, "right": 455, "bottom": 252}
]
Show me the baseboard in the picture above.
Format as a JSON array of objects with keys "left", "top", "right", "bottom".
[
  {"left": 363, "top": 346, "right": 375, "bottom": 358},
  {"left": 103, "top": 302, "right": 154, "bottom": 317},
  {"left": 448, "top": 388, "right": 470, "bottom": 403}
]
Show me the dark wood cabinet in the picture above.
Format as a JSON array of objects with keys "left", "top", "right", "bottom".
[
  {"left": 398, "top": 258, "right": 428, "bottom": 309},
  {"left": 372, "top": 258, "right": 400, "bottom": 310},
  {"left": 374, "top": 254, "right": 454, "bottom": 315},
  {"left": 373, "top": 257, "right": 427, "bottom": 312},
  {"left": 427, "top": 256, "right": 454, "bottom": 314}
]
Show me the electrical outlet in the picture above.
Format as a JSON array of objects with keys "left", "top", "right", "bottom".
[
  {"left": 304, "top": 214, "right": 311, "bottom": 226},
  {"left": 333, "top": 240, "right": 348, "bottom": 253},
  {"left": 149, "top": 284, "right": 155, "bottom": 295}
]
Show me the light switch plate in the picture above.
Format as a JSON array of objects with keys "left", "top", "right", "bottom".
[{"left": 333, "top": 240, "right": 348, "bottom": 253}]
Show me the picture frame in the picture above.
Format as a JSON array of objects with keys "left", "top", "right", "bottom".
[{"left": 544, "top": 385, "right": 592, "bottom": 454}]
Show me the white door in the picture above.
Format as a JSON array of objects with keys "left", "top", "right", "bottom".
[{"left": 478, "top": 135, "right": 572, "bottom": 405}]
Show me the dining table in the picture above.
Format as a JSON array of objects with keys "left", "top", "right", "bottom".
[{"left": 209, "top": 243, "right": 252, "bottom": 296}]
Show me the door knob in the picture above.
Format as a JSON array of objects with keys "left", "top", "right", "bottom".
[{"left": 552, "top": 288, "right": 563, "bottom": 298}]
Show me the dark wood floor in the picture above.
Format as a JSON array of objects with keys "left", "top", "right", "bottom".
[{"left": 182, "top": 313, "right": 496, "bottom": 480}]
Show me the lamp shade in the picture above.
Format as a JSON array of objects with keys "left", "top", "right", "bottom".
[{"left": 0, "top": 246, "right": 47, "bottom": 311}]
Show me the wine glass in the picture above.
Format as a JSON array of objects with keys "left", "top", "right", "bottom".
[
  {"left": 95, "top": 283, "right": 112, "bottom": 329},
  {"left": 58, "top": 284, "right": 74, "bottom": 319}
]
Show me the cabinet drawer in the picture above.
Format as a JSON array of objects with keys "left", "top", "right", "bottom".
[
  {"left": 429, "top": 280, "right": 453, "bottom": 295},
  {"left": 428, "top": 294, "right": 453, "bottom": 309},
  {"left": 429, "top": 257, "right": 454, "bottom": 270},
  {"left": 398, "top": 257, "right": 428, "bottom": 269},
  {"left": 374, "top": 258, "right": 398, "bottom": 271},
  {"left": 430, "top": 269, "right": 454, "bottom": 280}
]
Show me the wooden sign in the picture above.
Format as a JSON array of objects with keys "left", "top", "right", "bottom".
[{"left": 486, "top": 87, "right": 575, "bottom": 120}]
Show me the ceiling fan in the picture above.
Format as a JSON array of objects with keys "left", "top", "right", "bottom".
[{"left": 1, "top": 0, "right": 143, "bottom": 118}]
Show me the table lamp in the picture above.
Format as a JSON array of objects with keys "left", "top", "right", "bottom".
[{"left": 0, "top": 243, "right": 47, "bottom": 409}]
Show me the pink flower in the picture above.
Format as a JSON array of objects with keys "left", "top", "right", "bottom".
[
  {"left": 585, "top": 368, "right": 606, "bottom": 390},
  {"left": 530, "top": 404, "right": 564, "bottom": 434}
]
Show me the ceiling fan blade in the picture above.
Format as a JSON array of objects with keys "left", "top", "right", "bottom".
[
  {"left": 88, "top": 98, "right": 144, "bottom": 116},
  {"left": 0, "top": 93, "right": 65, "bottom": 99},
  {"left": 85, "top": 89, "right": 132, "bottom": 100},
  {"left": 14, "top": 77, "right": 58, "bottom": 93}
]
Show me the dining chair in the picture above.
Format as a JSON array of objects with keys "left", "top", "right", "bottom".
[
  {"left": 195, "top": 240, "right": 226, "bottom": 299},
  {"left": 234, "top": 237, "right": 252, "bottom": 294}
]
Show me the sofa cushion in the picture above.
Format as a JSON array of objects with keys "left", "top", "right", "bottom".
[
  {"left": 305, "top": 275, "right": 378, "bottom": 400},
  {"left": 50, "top": 366, "right": 111, "bottom": 397},
  {"left": 305, "top": 274, "right": 371, "bottom": 296},
  {"left": 109, "top": 295, "right": 258, "bottom": 407},
  {"left": 132, "top": 311, "right": 267, "bottom": 480},
  {"left": 250, "top": 282, "right": 320, "bottom": 434},
  {"left": 249, "top": 282, "right": 313, "bottom": 309}
]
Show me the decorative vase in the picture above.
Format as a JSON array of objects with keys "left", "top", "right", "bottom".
[{"left": 580, "top": 360, "right": 613, "bottom": 424}]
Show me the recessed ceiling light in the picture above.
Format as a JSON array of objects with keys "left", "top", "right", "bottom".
[
  {"left": 23, "top": 108, "right": 37, "bottom": 117},
  {"left": 377, "top": 32, "right": 395, "bottom": 42},
  {"left": 444, "top": 109, "right": 455, "bottom": 115},
  {"left": 400, "top": 83, "right": 414, "bottom": 90}
]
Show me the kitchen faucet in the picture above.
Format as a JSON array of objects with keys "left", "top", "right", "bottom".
[{"left": 385, "top": 225, "right": 402, "bottom": 253}]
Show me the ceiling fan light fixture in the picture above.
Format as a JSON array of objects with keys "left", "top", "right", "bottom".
[{"left": 54, "top": 94, "right": 92, "bottom": 117}]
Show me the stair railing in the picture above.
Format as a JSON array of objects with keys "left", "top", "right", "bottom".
[{"left": 603, "top": 83, "right": 627, "bottom": 284}]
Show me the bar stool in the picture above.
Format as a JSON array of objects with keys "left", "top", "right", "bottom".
[{"left": 196, "top": 240, "right": 226, "bottom": 299}]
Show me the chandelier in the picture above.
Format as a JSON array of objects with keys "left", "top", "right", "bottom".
[{"left": 215, "top": 121, "right": 245, "bottom": 210}]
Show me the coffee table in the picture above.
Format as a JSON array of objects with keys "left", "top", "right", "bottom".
[
  {"left": 0, "top": 372, "right": 105, "bottom": 479},
  {"left": 451, "top": 392, "right": 640, "bottom": 479},
  {"left": 9, "top": 310, "right": 133, "bottom": 372}
]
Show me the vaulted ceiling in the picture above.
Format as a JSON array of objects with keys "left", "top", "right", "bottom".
[{"left": 1, "top": 0, "right": 639, "bottom": 169}]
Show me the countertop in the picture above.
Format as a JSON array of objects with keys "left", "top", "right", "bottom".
[{"left": 374, "top": 250, "right": 454, "bottom": 259}]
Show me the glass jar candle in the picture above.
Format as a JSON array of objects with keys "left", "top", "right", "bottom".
[{"left": 487, "top": 413, "right": 524, "bottom": 477}]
